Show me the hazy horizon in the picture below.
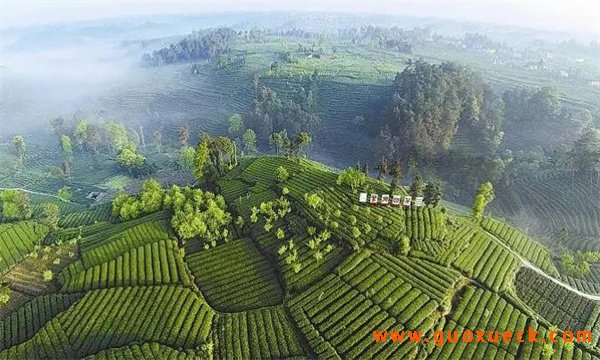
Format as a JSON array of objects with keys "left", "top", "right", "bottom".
[{"left": 1, "top": 0, "right": 599, "bottom": 40}]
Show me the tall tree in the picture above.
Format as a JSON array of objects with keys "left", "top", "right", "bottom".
[
  {"left": 139, "top": 179, "right": 164, "bottom": 214},
  {"left": 242, "top": 129, "right": 257, "bottom": 154},
  {"left": 74, "top": 118, "right": 89, "bottom": 149},
  {"left": 472, "top": 182, "right": 494, "bottom": 219},
  {"left": 194, "top": 134, "right": 211, "bottom": 181},
  {"left": 86, "top": 124, "right": 102, "bottom": 155},
  {"left": 362, "top": 162, "right": 369, "bottom": 176},
  {"left": 295, "top": 131, "right": 312, "bottom": 156},
  {"left": 228, "top": 114, "right": 245, "bottom": 140},
  {"left": 409, "top": 175, "right": 425, "bottom": 198},
  {"left": 424, "top": 182, "right": 443, "bottom": 207},
  {"left": 12, "top": 136, "right": 25, "bottom": 168},
  {"left": 571, "top": 128, "right": 600, "bottom": 172},
  {"left": 41, "top": 203, "right": 60, "bottom": 231},
  {"left": 390, "top": 159, "right": 402, "bottom": 192},
  {"left": 177, "top": 146, "right": 196, "bottom": 171},
  {"left": 376, "top": 157, "right": 388, "bottom": 181},
  {"left": 106, "top": 121, "right": 129, "bottom": 153},
  {"left": 383, "top": 61, "right": 471, "bottom": 157},
  {"left": 116, "top": 144, "right": 147, "bottom": 176},
  {"left": 61, "top": 135, "right": 73, "bottom": 159},
  {"left": 270, "top": 130, "right": 288, "bottom": 156}
]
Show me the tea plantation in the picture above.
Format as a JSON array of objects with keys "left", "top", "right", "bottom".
[{"left": 1, "top": 155, "right": 600, "bottom": 359}]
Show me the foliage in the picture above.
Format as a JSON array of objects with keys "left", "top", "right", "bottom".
[
  {"left": 0, "top": 286, "right": 10, "bottom": 305},
  {"left": 382, "top": 60, "right": 504, "bottom": 157},
  {"left": 152, "top": 130, "right": 163, "bottom": 153},
  {"left": 242, "top": 129, "right": 257, "bottom": 153},
  {"left": 43, "top": 269, "right": 54, "bottom": 282},
  {"left": 400, "top": 235, "right": 411, "bottom": 255},
  {"left": 247, "top": 86, "right": 320, "bottom": 142},
  {"left": 164, "top": 185, "right": 232, "bottom": 245},
  {"left": 304, "top": 192, "right": 323, "bottom": 209},
  {"left": 389, "top": 159, "right": 402, "bottom": 191},
  {"left": 112, "top": 179, "right": 164, "bottom": 220},
  {"left": 143, "top": 28, "right": 237, "bottom": 65},
  {"left": 423, "top": 181, "right": 442, "bottom": 207},
  {"left": 139, "top": 179, "right": 164, "bottom": 214},
  {"left": 179, "top": 126, "right": 190, "bottom": 148},
  {"left": 194, "top": 133, "right": 237, "bottom": 181},
  {"left": 409, "top": 175, "right": 425, "bottom": 198},
  {"left": 177, "top": 146, "right": 196, "bottom": 171},
  {"left": 106, "top": 121, "right": 129, "bottom": 153},
  {"left": 60, "top": 135, "right": 73, "bottom": 159},
  {"left": 276, "top": 166, "right": 290, "bottom": 182},
  {"left": 73, "top": 118, "right": 89, "bottom": 148},
  {"left": 560, "top": 250, "right": 600, "bottom": 277},
  {"left": 0, "top": 189, "right": 32, "bottom": 221},
  {"left": 12, "top": 135, "right": 25, "bottom": 166},
  {"left": 116, "top": 143, "right": 153, "bottom": 177},
  {"left": 41, "top": 203, "right": 61, "bottom": 231},
  {"left": 228, "top": 113, "right": 245, "bottom": 139},
  {"left": 503, "top": 86, "right": 561, "bottom": 124},
  {"left": 376, "top": 156, "right": 388, "bottom": 180},
  {"left": 336, "top": 167, "right": 367, "bottom": 192},
  {"left": 472, "top": 182, "right": 494, "bottom": 219},
  {"left": 194, "top": 135, "right": 211, "bottom": 181},
  {"left": 570, "top": 127, "right": 600, "bottom": 172}
]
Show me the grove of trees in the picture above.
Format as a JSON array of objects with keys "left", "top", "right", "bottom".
[{"left": 143, "top": 28, "right": 238, "bottom": 66}]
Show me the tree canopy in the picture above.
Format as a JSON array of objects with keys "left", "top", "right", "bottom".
[
  {"left": 143, "top": 28, "right": 237, "bottom": 66},
  {"left": 571, "top": 128, "right": 600, "bottom": 172},
  {"left": 164, "top": 185, "right": 232, "bottom": 245},
  {"left": 382, "top": 60, "right": 505, "bottom": 157},
  {"left": 336, "top": 167, "right": 367, "bottom": 192},
  {"left": 472, "top": 182, "right": 495, "bottom": 219},
  {"left": 247, "top": 86, "right": 320, "bottom": 143},
  {"left": 0, "top": 190, "right": 32, "bottom": 221}
]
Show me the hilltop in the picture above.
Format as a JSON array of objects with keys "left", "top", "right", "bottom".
[{"left": 0, "top": 155, "right": 599, "bottom": 359}]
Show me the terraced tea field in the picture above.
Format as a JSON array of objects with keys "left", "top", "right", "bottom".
[
  {"left": 186, "top": 238, "right": 283, "bottom": 311},
  {"left": 0, "top": 155, "right": 599, "bottom": 359},
  {"left": 493, "top": 171, "right": 600, "bottom": 250}
]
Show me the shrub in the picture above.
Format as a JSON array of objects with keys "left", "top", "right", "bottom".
[
  {"left": 348, "top": 215, "right": 357, "bottom": 226},
  {"left": 276, "top": 228, "right": 285, "bottom": 240},
  {"left": 336, "top": 167, "right": 367, "bottom": 192},
  {"left": 43, "top": 270, "right": 54, "bottom": 282},
  {"left": 304, "top": 192, "right": 323, "bottom": 209},
  {"left": 57, "top": 186, "right": 72, "bottom": 201},
  {"left": 0, "top": 286, "right": 10, "bottom": 305},
  {"left": 276, "top": 166, "right": 290, "bottom": 182}
]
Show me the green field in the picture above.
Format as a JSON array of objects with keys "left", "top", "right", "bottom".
[{"left": 0, "top": 154, "right": 600, "bottom": 359}]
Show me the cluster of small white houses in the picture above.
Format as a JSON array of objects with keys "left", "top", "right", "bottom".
[{"left": 359, "top": 192, "right": 424, "bottom": 207}]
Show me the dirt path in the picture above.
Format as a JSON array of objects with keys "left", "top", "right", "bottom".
[{"left": 482, "top": 228, "right": 600, "bottom": 301}]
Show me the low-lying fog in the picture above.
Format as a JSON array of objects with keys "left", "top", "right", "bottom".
[{"left": 0, "top": 39, "right": 149, "bottom": 135}]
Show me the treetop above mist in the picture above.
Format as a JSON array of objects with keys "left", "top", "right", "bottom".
[{"left": 142, "top": 28, "right": 237, "bottom": 66}]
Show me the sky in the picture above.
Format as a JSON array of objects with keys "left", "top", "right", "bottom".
[{"left": 1, "top": 0, "right": 599, "bottom": 38}]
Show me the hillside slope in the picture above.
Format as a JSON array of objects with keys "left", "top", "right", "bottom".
[{"left": 0, "top": 156, "right": 599, "bottom": 359}]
